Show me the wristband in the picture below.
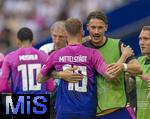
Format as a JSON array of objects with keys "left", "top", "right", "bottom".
[{"left": 123, "top": 63, "right": 128, "bottom": 72}]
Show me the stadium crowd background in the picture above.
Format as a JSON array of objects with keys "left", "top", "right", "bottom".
[{"left": 0, "top": 0, "right": 149, "bottom": 55}]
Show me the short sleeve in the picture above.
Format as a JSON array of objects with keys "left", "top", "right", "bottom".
[{"left": 91, "top": 49, "right": 107, "bottom": 75}]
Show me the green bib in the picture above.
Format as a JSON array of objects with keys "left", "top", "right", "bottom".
[
  {"left": 136, "top": 56, "right": 150, "bottom": 119},
  {"left": 97, "top": 38, "right": 126, "bottom": 113}
]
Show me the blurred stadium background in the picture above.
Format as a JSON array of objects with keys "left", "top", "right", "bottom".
[{"left": 0, "top": 0, "right": 149, "bottom": 56}]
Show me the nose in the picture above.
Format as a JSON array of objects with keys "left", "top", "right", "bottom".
[
  {"left": 139, "top": 38, "right": 144, "bottom": 45},
  {"left": 95, "top": 28, "right": 99, "bottom": 34},
  {"left": 54, "top": 37, "right": 60, "bottom": 44}
]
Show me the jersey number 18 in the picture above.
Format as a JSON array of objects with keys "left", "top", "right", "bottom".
[{"left": 63, "top": 64, "right": 87, "bottom": 92}]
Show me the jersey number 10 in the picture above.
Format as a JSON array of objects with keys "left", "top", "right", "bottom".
[{"left": 18, "top": 64, "right": 41, "bottom": 91}]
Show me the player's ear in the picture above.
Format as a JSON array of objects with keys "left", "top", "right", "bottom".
[
  {"left": 104, "top": 24, "right": 108, "bottom": 32},
  {"left": 81, "top": 29, "right": 84, "bottom": 37},
  {"left": 86, "top": 24, "right": 89, "bottom": 31},
  {"left": 32, "top": 39, "right": 36, "bottom": 45},
  {"left": 16, "top": 38, "right": 21, "bottom": 47}
]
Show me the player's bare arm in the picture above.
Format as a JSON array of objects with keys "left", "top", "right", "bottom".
[
  {"left": 37, "top": 72, "right": 51, "bottom": 83},
  {"left": 106, "top": 45, "right": 135, "bottom": 76},
  {"left": 124, "top": 59, "right": 142, "bottom": 76},
  {"left": 102, "top": 71, "right": 117, "bottom": 81},
  {"left": 121, "top": 44, "right": 142, "bottom": 75},
  {"left": 38, "top": 67, "right": 83, "bottom": 83},
  {"left": 53, "top": 66, "right": 83, "bottom": 83},
  {"left": 138, "top": 74, "right": 150, "bottom": 82}
]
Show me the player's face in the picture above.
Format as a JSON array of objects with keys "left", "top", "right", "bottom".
[
  {"left": 51, "top": 28, "right": 67, "bottom": 49},
  {"left": 87, "top": 18, "right": 107, "bottom": 44},
  {"left": 139, "top": 29, "right": 150, "bottom": 55}
]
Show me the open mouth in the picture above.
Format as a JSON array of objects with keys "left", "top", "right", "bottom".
[
  {"left": 140, "top": 47, "right": 145, "bottom": 49},
  {"left": 93, "top": 36, "right": 100, "bottom": 40}
]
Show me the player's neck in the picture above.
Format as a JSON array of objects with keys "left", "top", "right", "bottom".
[
  {"left": 146, "top": 54, "right": 150, "bottom": 59},
  {"left": 20, "top": 42, "right": 32, "bottom": 48},
  {"left": 91, "top": 36, "right": 106, "bottom": 47},
  {"left": 68, "top": 36, "right": 82, "bottom": 45}
]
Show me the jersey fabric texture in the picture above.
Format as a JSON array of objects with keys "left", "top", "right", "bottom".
[
  {"left": 83, "top": 38, "right": 129, "bottom": 117},
  {"left": 41, "top": 44, "right": 107, "bottom": 119},
  {"left": 0, "top": 47, "right": 49, "bottom": 94},
  {"left": 136, "top": 56, "right": 150, "bottom": 119}
]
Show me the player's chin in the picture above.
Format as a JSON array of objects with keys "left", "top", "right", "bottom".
[
  {"left": 140, "top": 48, "right": 146, "bottom": 53},
  {"left": 141, "top": 50, "right": 147, "bottom": 55},
  {"left": 93, "top": 37, "right": 101, "bottom": 42}
]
